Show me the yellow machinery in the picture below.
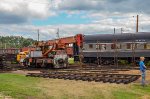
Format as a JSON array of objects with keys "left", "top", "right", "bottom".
[{"left": 17, "top": 51, "right": 29, "bottom": 62}]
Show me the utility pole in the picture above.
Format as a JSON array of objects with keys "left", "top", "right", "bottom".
[
  {"left": 38, "top": 29, "right": 40, "bottom": 42},
  {"left": 5, "top": 43, "right": 6, "bottom": 49},
  {"left": 113, "top": 28, "right": 118, "bottom": 67},
  {"left": 56, "top": 28, "right": 60, "bottom": 39},
  {"left": 114, "top": 28, "right": 116, "bottom": 34},
  {"left": 121, "top": 28, "right": 123, "bottom": 34},
  {"left": 1, "top": 42, "right": 3, "bottom": 49},
  {"left": 136, "top": 15, "right": 139, "bottom": 33}
]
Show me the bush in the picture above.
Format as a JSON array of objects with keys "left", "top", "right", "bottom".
[
  {"left": 118, "top": 60, "right": 128, "bottom": 65},
  {"left": 146, "top": 61, "right": 150, "bottom": 66},
  {"left": 68, "top": 58, "right": 75, "bottom": 65}
]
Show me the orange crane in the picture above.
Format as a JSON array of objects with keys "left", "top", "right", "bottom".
[{"left": 22, "top": 34, "right": 83, "bottom": 68}]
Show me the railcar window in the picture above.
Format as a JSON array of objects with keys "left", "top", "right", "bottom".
[
  {"left": 96, "top": 44, "right": 101, "bottom": 50},
  {"left": 144, "top": 44, "right": 147, "bottom": 49},
  {"left": 132, "top": 44, "right": 137, "bottom": 49},
  {"left": 89, "top": 44, "right": 93, "bottom": 49},
  {"left": 101, "top": 44, "right": 106, "bottom": 50},
  {"left": 111, "top": 44, "right": 121, "bottom": 49},
  {"left": 117, "top": 44, "right": 121, "bottom": 49},
  {"left": 144, "top": 44, "right": 150, "bottom": 49},
  {"left": 127, "top": 43, "right": 131, "bottom": 49},
  {"left": 111, "top": 44, "right": 116, "bottom": 49}
]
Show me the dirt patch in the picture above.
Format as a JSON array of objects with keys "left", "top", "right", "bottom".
[
  {"left": 37, "top": 78, "right": 150, "bottom": 99},
  {"left": 141, "top": 95, "right": 150, "bottom": 99},
  {"left": 38, "top": 78, "right": 127, "bottom": 99},
  {"left": 0, "top": 94, "right": 13, "bottom": 99},
  {"left": 11, "top": 70, "right": 41, "bottom": 75}
]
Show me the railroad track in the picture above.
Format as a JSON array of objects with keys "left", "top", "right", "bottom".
[{"left": 26, "top": 71, "right": 141, "bottom": 84}]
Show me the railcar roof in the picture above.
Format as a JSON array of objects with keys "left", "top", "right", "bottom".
[{"left": 84, "top": 32, "right": 150, "bottom": 43}]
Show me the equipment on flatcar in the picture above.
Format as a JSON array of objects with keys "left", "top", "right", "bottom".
[{"left": 17, "top": 34, "right": 83, "bottom": 68}]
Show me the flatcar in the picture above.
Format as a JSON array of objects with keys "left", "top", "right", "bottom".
[
  {"left": 0, "top": 48, "right": 20, "bottom": 63},
  {"left": 0, "top": 55, "right": 4, "bottom": 68},
  {"left": 0, "top": 48, "right": 20, "bottom": 55},
  {"left": 81, "top": 32, "right": 150, "bottom": 65}
]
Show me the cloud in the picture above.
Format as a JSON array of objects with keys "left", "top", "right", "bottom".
[
  {"left": 0, "top": 0, "right": 150, "bottom": 41},
  {"left": 58, "top": 0, "right": 103, "bottom": 11},
  {"left": 0, "top": 0, "right": 55, "bottom": 24},
  {"left": 0, "top": 0, "right": 149, "bottom": 25},
  {"left": 109, "top": 0, "right": 125, "bottom": 3},
  {"left": 0, "top": 20, "right": 138, "bottom": 40},
  {"left": 0, "top": 12, "right": 27, "bottom": 24},
  {"left": 58, "top": 0, "right": 150, "bottom": 14},
  {"left": 1, "top": 12, "right": 150, "bottom": 40}
]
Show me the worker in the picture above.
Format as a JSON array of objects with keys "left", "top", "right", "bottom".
[{"left": 139, "top": 57, "right": 147, "bottom": 87}]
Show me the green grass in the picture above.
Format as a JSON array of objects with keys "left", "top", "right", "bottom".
[
  {"left": 0, "top": 73, "right": 150, "bottom": 99},
  {"left": 112, "top": 84, "right": 150, "bottom": 99},
  {"left": 113, "top": 90, "right": 141, "bottom": 99},
  {"left": 0, "top": 74, "right": 48, "bottom": 99}
]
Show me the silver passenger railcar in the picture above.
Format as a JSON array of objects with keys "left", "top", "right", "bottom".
[{"left": 82, "top": 32, "right": 150, "bottom": 65}]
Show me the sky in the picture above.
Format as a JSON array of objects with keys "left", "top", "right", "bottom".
[{"left": 0, "top": 0, "right": 150, "bottom": 40}]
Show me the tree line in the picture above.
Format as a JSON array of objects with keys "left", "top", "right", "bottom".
[{"left": 0, "top": 36, "right": 36, "bottom": 48}]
